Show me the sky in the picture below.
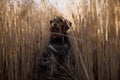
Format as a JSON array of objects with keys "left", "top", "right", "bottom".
[
  {"left": 35, "top": 0, "right": 82, "bottom": 28},
  {"left": 35, "top": 0, "right": 70, "bottom": 12},
  {"left": 35, "top": 0, "right": 82, "bottom": 22},
  {"left": 35, "top": 0, "right": 81, "bottom": 14},
  {"left": 9, "top": 0, "right": 82, "bottom": 24}
]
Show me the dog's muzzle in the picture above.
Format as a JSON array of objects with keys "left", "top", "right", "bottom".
[{"left": 51, "top": 27, "right": 59, "bottom": 33}]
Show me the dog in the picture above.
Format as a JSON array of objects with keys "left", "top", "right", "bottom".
[
  {"left": 32, "top": 17, "right": 72, "bottom": 80},
  {"left": 41, "top": 16, "right": 72, "bottom": 65}
]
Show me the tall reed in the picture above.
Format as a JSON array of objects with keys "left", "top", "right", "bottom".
[
  {"left": 69, "top": 0, "right": 120, "bottom": 80},
  {"left": 0, "top": 1, "right": 61, "bottom": 80}
]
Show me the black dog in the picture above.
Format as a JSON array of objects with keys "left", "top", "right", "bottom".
[
  {"left": 32, "top": 17, "right": 72, "bottom": 80},
  {"left": 41, "top": 16, "right": 72, "bottom": 66}
]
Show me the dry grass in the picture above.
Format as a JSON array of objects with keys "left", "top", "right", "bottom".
[
  {"left": 0, "top": 0, "right": 120, "bottom": 80},
  {"left": 70, "top": 0, "right": 120, "bottom": 80},
  {"left": 0, "top": 1, "right": 61, "bottom": 80}
]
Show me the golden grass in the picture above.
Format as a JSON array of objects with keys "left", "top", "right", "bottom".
[
  {"left": 69, "top": 0, "right": 120, "bottom": 80},
  {"left": 0, "top": 0, "right": 120, "bottom": 80},
  {"left": 0, "top": 1, "right": 61, "bottom": 80}
]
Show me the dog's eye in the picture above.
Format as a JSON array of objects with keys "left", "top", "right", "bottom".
[
  {"left": 57, "top": 20, "right": 63, "bottom": 23},
  {"left": 59, "top": 19, "right": 63, "bottom": 22}
]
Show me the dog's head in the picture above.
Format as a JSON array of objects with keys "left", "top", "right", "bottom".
[{"left": 50, "top": 16, "right": 72, "bottom": 38}]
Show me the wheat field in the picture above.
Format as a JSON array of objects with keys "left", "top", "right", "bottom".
[{"left": 0, "top": 0, "right": 120, "bottom": 80}]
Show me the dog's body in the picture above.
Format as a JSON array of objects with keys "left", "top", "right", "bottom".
[
  {"left": 32, "top": 17, "right": 72, "bottom": 80},
  {"left": 41, "top": 16, "right": 72, "bottom": 66}
]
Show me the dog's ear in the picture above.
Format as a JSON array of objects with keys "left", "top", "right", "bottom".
[{"left": 64, "top": 20, "right": 72, "bottom": 31}]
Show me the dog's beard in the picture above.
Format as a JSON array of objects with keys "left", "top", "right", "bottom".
[
  {"left": 51, "top": 28, "right": 59, "bottom": 32},
  {"left": 50, "top": 27, "right": 59, "bottom": 38}
]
